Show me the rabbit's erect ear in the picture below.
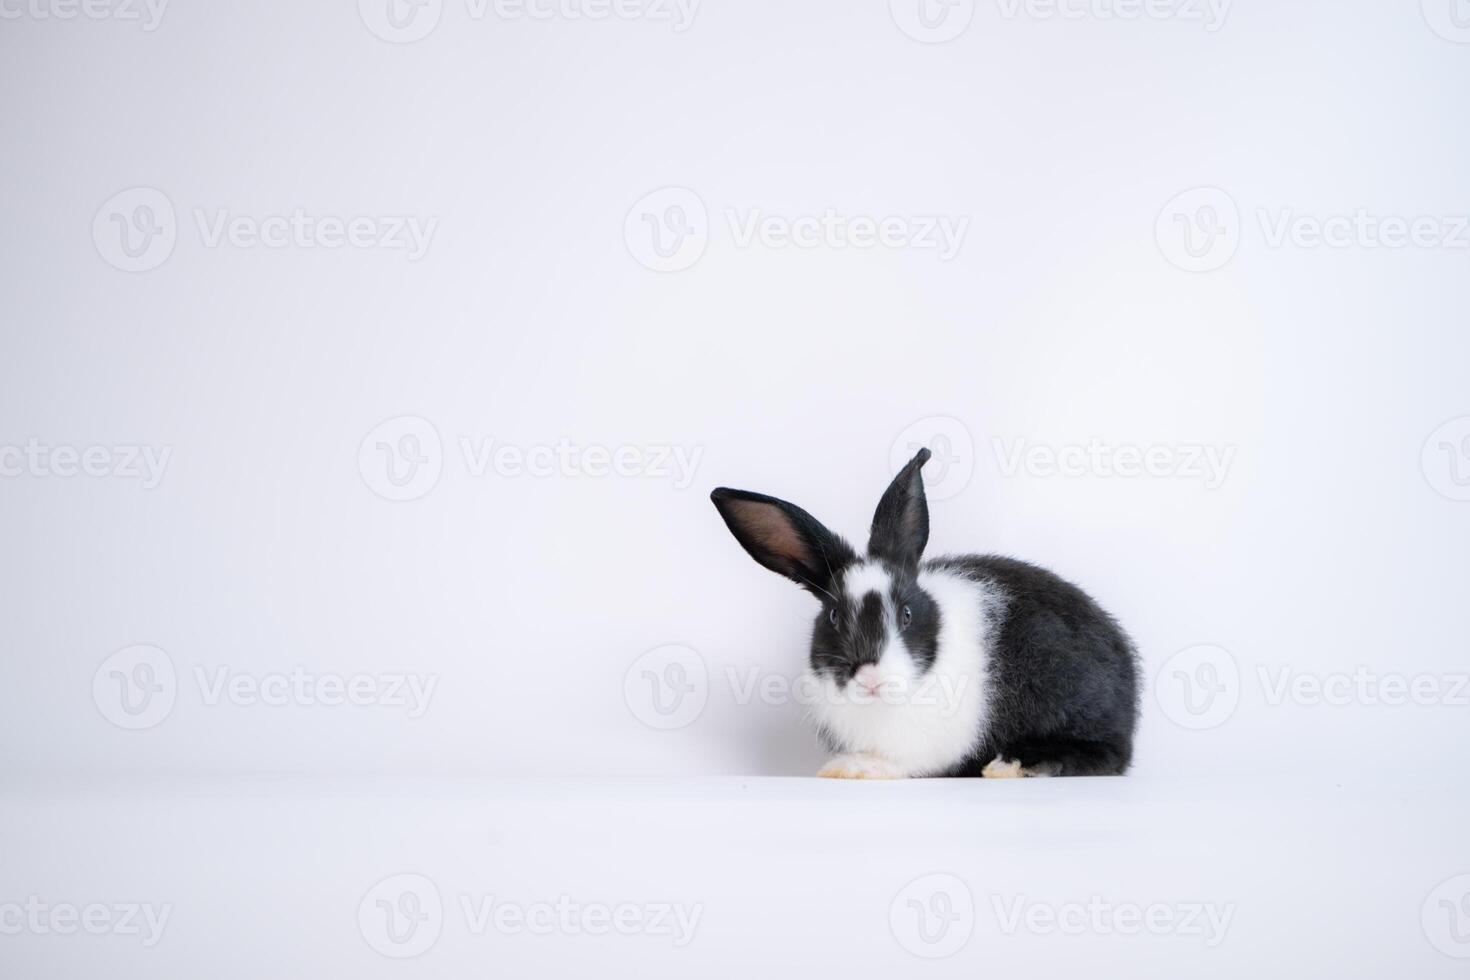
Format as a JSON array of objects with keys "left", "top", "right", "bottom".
[
  {"left": 868, "top": 447, "right": 931, "bottom": 570},
  {"left": 710, "top": 488, "right": 855, "bottom": 598}
]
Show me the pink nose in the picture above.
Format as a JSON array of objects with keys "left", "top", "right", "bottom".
[{"left": 854, "top": 665, "right": 884, "bottom": 693}]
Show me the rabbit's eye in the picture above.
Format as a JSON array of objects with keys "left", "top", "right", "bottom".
[
  {"left": 828, "top": 607, "right": 839, "bottom": 628},
  {"left": 900, "top": 605, "right": 913, "bottom": 630}
]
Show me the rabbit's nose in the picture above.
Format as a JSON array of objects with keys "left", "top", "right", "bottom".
[{"left": 854, "top": 664, "right": 884, "bottom": 693}]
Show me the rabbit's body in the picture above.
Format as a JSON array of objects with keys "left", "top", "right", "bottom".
[{"left": 713, "top": 448, "right": 1140, "bottom": 778}]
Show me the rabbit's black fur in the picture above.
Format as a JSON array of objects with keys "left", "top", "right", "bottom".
[{"left": 925, "top": 554, "right": 1139, "bottom": 776}]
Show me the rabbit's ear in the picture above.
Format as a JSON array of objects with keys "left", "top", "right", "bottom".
[
  {"left": 710, "top": 488, "right": 855, "bottom": 598},
  {"left": 868, "top": 447, "right": 932, "bottom": 570}
]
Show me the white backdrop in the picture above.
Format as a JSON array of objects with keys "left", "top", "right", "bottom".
[
  {"left": 3, "top": 6, "right": 1470, "bottom": 975},
  {"left": 3, "top": 0, "right": 1468, "bottom": 784}
]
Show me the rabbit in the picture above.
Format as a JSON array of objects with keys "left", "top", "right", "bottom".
[{"left": 710, "top": 447, "right": 1139, "bottom": 779}]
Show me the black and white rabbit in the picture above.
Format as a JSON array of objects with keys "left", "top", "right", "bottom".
[{"left": 710, "top": 447, "right": 1139, "bottom": 778}]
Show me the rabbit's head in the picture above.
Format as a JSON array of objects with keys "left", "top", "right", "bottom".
[{"left": 711, "top": 449, "right": 939, "bottom": 703}]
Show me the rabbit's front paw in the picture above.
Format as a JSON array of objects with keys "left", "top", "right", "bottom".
[{"left": 817, "top": 753, "right": 899, "bottom": 779}]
